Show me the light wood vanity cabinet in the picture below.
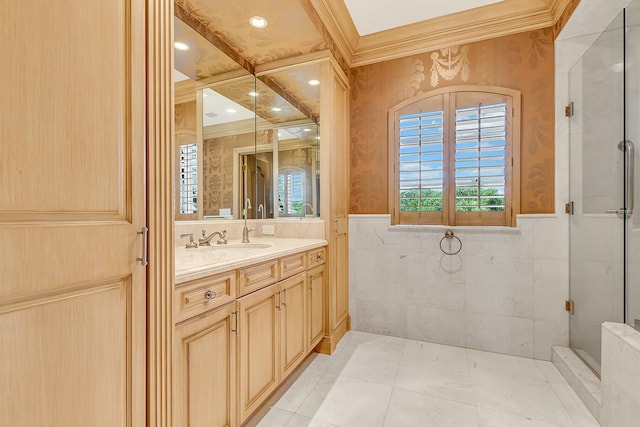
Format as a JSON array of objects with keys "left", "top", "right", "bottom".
[
  {"left": 238, "top": 259, "right": 279, "bottom": 297},
  {"left": 237, "top": 271, "right": 308, "bottom": 423},
  {"left": 175, "top": 245, "right": 327, "bottom": 427},
  {"left": 174, "top": 303, "right": 237, "bottom": 427},
  {"left": 175, "top": 271, "right": 236, "bottom": 323},
  {"left": 236, "top": 283, "right": 280, "bottom": 422},
  {"left": 279, "top": 252, "right": 307, "bottom": 279},
  {"left": 279, "top": 273, "right": 308, "bottom": 379},
  {"left": 307, "top": 264, "right": 326, "bottom": 350}
]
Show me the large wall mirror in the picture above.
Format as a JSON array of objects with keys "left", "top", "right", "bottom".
[{"left": 173, "top": 14, "right": 321, "bottom": 221}]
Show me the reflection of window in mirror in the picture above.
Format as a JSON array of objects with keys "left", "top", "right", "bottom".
[
  {"left": 179, "top": 143, "right": 198, "bottom": 215},
  {"left": 175, "top": 97, "right": 201, "bottom": 220},
  {"left": 278, "top": 167, "right": 305, "bottom": 216}
]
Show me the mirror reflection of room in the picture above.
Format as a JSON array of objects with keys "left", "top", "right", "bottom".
[{"left": 173, "top": 14, "right": 320, "bottom": 221}]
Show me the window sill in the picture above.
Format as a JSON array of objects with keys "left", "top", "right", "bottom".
[{"left": 387, "top": 224, "right": 522, "bottom": 236}]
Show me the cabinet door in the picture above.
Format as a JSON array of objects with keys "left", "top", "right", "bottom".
[
  {"left": 237, "top": 284, "right": 279, "bottom": 423},
  {"left": 174, "top": 304, "right": 237, "bottom": 427},
  {"left": 307, "top": 265, "right": 325, "bottom": 350},
  {"left": 280, "top": 273, "right": 307, "bottom": 379}
]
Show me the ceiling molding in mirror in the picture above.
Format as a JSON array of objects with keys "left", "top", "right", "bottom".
[{"left": 174, "top": 3, "right": 254, "bottom": 75}]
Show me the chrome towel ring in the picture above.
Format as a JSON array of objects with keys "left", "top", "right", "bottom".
[{"left": 439, "top": 230, "right": 462, "bottom": 255}]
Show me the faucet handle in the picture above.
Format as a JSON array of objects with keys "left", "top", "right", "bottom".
[
  {"left": 201, "top": 229, "right": 207, "bottom": 237},
  {"left": 217, "top": 230, "right": 228, "bottom": 245},
  {"left": 180, "top": 233, "right": 198, "bottom": 249}
]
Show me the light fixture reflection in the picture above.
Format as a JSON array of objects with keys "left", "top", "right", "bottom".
[
  {"left": 249, "top": 16, "right": 268, "bottom": 28},
  {"left": 308, "top": 79, "right": 320, "bottom": 86},
  {"left": 174, "top": 41, "right": 190, "bottom": 51}
]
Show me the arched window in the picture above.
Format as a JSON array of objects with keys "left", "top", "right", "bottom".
[{"left": 389, "top": 86, "right": 521, "bottom": 226}]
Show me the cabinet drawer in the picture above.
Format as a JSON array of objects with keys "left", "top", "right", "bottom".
[
  {"left": 175, "top": 271, "right": 236, "bottom": 322},
  {"left": 307, "top": 247, "right": 326, "bottom": 269},
  {"left": 238, "top": 260, "right": 279, "bottom": 297},
  {"left": 279, "top": 252, "right": 307, "bottom": 280}
]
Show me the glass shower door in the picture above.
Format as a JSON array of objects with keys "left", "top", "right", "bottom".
[
  {"left": 568, "top": 8, "right": 626, "bottom": 375},
  {"left": 625, "top": 1, "right": 640, "bottom": 332}
]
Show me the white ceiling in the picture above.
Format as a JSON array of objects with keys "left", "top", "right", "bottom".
[
  {"left": 202, "top": 88, "right": 254, "bottom": 127},
  {"left": 343, "top": 0, "right": 505, "bottom": 35}
]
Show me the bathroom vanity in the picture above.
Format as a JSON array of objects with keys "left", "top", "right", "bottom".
[{"left": 173, "top": 238, "right": 327, "bottom": 426}]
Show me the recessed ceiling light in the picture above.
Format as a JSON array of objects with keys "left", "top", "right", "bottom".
[
  {"left": 248, "top": 91, "right": 259, "bottom": 97},
  {"left": 249, "top": 16, "right": 268, "bottom": 29},
  {"left": 227, "top": 108, "right": 237, "bottom": 113},
  {"left": 308, "top": 79, "right": 320, "bottom": 86},
  {"left": 303, "top": 128, "right": 311, "bottom": 132},
  {"left": 174, "top": 41, "right": 190, "bottom": 51},
  {"left": 271, "top": 107, "right": 282, "bottom": 112}
]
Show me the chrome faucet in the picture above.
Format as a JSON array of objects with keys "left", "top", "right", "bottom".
[
  {"left": 242, "top": 198, "right": 252, "bottom": 243},
  {"left": 198, "top": 229, "right": 227, "bottom": 246},
  {"left": 300, "top": 203, "right": 314, "bottom": 219},
  {"left": 257, "top": 203, "right": 265, "bottom": 219}
]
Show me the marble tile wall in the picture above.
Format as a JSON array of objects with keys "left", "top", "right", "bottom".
[
  {"left": 600, "top": 322, "right": 640, "bottom": 426},
  {"left": 349, "top": 213, "right": 569, "bottom": 360}
]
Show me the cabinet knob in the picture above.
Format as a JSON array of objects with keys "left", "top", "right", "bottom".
[
  {"left": 204, "top": 290, "right": 216, "bottom": 300},
  {"left": 316, "top": 254, "right": 323, "bottom": 260}
]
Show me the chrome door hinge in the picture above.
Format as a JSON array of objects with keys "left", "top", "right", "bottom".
[
  {"left": 565, "top": 201, "right": 574, "bottom": 215},
  {"left": 565, "top": 102, "right": 574, "bottom": 117},
  {"left": 565, "top": 300, "right": 575, "bottom": 315}
]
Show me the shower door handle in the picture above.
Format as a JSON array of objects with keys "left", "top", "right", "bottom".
[
  {"left": 607, "top": 140, "right": 635, "bottom": 219},
  {"left": 620, "top": 140, "right": 634, "bottom": 218},
  {"left": 606, "top": 208, "right": 628, "bottom": 219}
]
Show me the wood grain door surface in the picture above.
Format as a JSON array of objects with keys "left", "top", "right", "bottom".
[{"left": 0, "top": 1, "right": 147, "bottom": 426}]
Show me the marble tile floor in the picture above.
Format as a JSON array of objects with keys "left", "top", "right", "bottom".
[{"left": 255, "top": 331, "right": 600, "bottom": 427}]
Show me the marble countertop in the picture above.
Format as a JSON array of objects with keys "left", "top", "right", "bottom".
[{"left": 175, "top": 237, "right": 327, "bottom": 284}]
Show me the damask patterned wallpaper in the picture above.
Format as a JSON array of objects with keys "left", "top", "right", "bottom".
[
  {"left": 202, "top": 130, "right": 273, "bottom": 216},
  {"left": 350, "top": 28, "right": 555, "bottom": 215}
]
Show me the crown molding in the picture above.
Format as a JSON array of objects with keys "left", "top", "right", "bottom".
[
  {"left": 175, "top": 79, "right": 196, "bottom": 104},
  {"left": 308, "top": 0, "right": 358, "bottom": 67},
  {"left": 311, "top": 0, "right": 577, "bottom": 68},
  {"left": 548, "top": 0, "right": 572, "bottom": 21}
]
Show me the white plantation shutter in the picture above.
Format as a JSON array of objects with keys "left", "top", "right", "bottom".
[
  {"left": 398, "top": 110, "right": 445, "bottom": 212},
  {"left": 454, "top": 102, "right": 507, "bottom": 212},
  {"left": 390, "top": 86, "right": 520, "bottom": 226}
]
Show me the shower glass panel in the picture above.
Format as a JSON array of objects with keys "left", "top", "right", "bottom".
[
  {"left": 625, "top": 1, "right": 640, "bottom": 334},
  {"left": 568, "top": 2, "right": 640, "bottom": 375}
]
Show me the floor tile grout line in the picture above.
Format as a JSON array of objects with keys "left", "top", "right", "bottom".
[{"left": 380, "top": 339, "right": 409, "bottom": 427}]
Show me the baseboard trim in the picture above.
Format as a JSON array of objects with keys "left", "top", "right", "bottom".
[{"left": 315, "top": 315, "right": 350, "bottom": 355}]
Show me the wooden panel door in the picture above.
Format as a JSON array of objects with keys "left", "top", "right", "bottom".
[
  {"left": 279, "top": 273, "right": 307, "bottom": 379},
  {"left": 174, "top": 304, "right": 237, "bottom": 427},
  {"left": 237, "top": 284, "right": 279, "bottom": 423},
  {"left": 0, "top": 1, "right": 146, "bottom": 426},
  {"left": 307, "top": 265, "right": 325, "bottom": 350}
]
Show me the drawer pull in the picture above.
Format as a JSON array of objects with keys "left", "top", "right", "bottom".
[
  {"left": 204, "top": 290, "right": 216, "bottom": 300},
  {"left": 315, "top": 254, "right": 323, "bottom": 261},
  {"left": 231, "top": 310, "right": 238, "bottom": 336}
]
